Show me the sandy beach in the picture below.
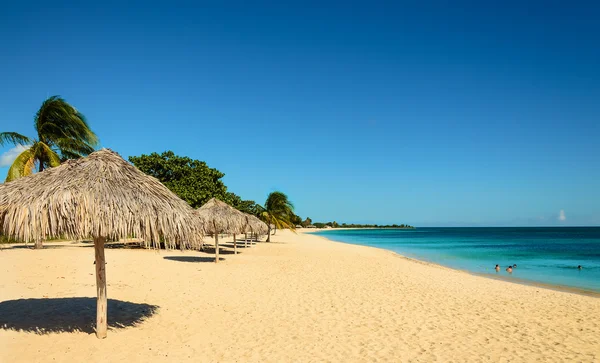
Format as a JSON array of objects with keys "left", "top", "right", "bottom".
[{"left": 1, "top": 230, "right": 598, "bottom": 362}]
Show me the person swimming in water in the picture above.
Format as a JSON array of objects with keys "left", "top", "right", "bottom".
[
  {"left": 578, "top": 265, "right": 582, "bottom": 270},
  {"left": 495, "top": 264, "right": 500, "bottom": 272},
  {"left": 513, "top": 264, "right": 517, "bottom": 268},
  {"left": 506, "top": 266, "right": 513, "bottom": 273}
]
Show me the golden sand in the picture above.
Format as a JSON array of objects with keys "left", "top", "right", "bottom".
[{"left": 1, "top": 230, "right": 598, "bottom": 362}]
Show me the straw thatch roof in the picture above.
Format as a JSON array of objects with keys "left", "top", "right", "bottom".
[
  {"left": 196, "top": 198, "right": 247, "bottom": 234},
  {"left": 0, "top": 149, "right": 204, "bottom": 249},
  {"left": 244, "top": 213, "right": 268, "bottom": 235}
]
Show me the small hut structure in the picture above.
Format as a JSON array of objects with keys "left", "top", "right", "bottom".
[
  {"left": 0, "top": 149, "right": 204, "bottom": 338},
  {"left": 196, "top": 198, "right": 247, "bottom": 261}
]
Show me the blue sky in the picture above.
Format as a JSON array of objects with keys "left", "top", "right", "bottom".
[{"left": 1, "top": 1, "right": 599, "bottom": 226}]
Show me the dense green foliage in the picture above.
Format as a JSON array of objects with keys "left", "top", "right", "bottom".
[
  {"left": 311, "top": 222, "right": 414, "bottom": 229},
  {"left": 289, "top": 214, "right": 303, "bottom": 226},
  {"left": 224, "top": 191, "right": 263, "bottom": 215},
  {"left": 301, "top": 217, "right": 313, "bottom": 227},
  {"left": 259, "top": 191, "right": 296, "bottom": 241},
  {"left": 129, "top": 151, "right": 258, "bottom": 211},
  {"left": 0, "top": 96, "right": 98, "bottom": 182}
]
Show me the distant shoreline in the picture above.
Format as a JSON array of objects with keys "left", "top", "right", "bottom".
[{"left": 301, "top": 227, "right": 415, "bottom": 231}]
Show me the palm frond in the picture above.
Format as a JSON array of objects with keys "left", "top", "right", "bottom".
[
  {"left": 265, "top": 191, "right": 294, "bottom": 211},
  {"left": 265, "top": 193, "right": 295, "bottom": 221},
  {"left": 6, "top": 147, "right": 35, "bottom": 182},
  {"left": 261, "top": 191, "right": 296, "bottom": 233},
  {"left": 56, "top": 138, "right": 96, "bottom": 158},
  {"left": 60, "top": 150, "right": 82, "bottom": 161},
  {"left": 35, "top": 95, "right": 99, "bottom": 148},
  {"left": 22, "top": 154, "right": 36, "bottom": 177},
  {"left": 37, "top": 142, "right": 61, "bottom": 167},
  {"left": 0, "top": 132, "right": 31, "bottom": 147}
]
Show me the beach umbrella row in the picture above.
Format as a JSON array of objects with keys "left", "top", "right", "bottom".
[
  {"left": 0, "top": 149, "right": 269, "bottom": 338},
  {"left": 196, "top": 198, "right": 247, "bottom": 261},
  {"left": 195, "top": 198, "right": 269, "bottom": 261},
  {"left": 0, "top": 149, "right": 208, "bottom": 339}
]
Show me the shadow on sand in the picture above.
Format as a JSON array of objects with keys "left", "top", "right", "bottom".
[
  {"left": 201, "top": 247, "right": 240, "bottom": 255},
  {"left": 0, "top": 298, "right": 159, "bottom": 334},
  {"left": 163, "top": 256, "right": 224, "bottom": 263},
  {"left": 79, "top": 241, "right": 146, "bottom": 249},
  {"left": 0, "top": 244, "right": 76, "bottom": 250},
  {"left": 219, "top": 242, "right": 253, "bottom": 249}
]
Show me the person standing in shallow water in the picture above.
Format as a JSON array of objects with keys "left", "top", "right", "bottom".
[
  {"left": 495, "top": 264, "right": 500, "bottom": 272},
  {"left": 506, "top": 266, "right": 513, "bottom": 273}
]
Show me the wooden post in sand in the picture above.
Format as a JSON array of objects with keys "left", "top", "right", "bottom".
[
  {"left": 94, "top": 236, "right": 108, "bottom": 339},
  {"left": 244, "top": 233, "right": 248, "bottom": 248},
  {"left": 233, "top": 234, "right": 237, "bottom": 254},
  {"left": 214, "top": 233, "right": 219, "bottom": 263}
]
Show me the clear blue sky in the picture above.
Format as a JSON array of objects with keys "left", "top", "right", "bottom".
[{"left": 1, "top": 1, "right": 599, "bottom": 226}]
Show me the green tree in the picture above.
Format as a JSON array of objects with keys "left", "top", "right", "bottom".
[
  {"left": 0, "top": 96, "right": 98, "bottom": 182},
  {"left": 290, "top": 214, "right": 303, "bottom": 226},
  {"left": 224, "top": 192, "right": 259, "bottom": 215},
  {"left": 302, "top": 217, "right": 312, "bottom": 227},
  {"left": 129, "top": 151, "right": 230, "bottom": 208},
  {"left": 129, "top": 151, "right": 256, "bottom": 212},
  {"left": 258, "top": 191, "right": 296, "bottom": 242}
]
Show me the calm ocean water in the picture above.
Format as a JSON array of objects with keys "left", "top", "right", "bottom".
[{"left": 313, "top": 227, "right": 600, "bottom": 293}]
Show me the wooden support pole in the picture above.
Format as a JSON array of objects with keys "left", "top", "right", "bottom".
[
  {"left": 244, "top": 233, "right": 248, "bottom": 248},
  {"left": 214, "top": 233, "right": 219, "bottom": 263},
  {"left": 233, "top": 234, "right": 237, "bottom": 254},
  {"left": 94, "top": 236, "right": 108, "bottom": 339}
]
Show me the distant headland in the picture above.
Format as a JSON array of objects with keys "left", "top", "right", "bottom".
[{"left": 297, "top": 219, "right": 415, "bottom": 229}]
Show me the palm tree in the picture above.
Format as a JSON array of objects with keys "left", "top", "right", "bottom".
[
  {"left": 259, "top": 191, "right": 296, "bottom": 242},
  {"left": 1, "top": 96, "right": 98, "bottom": 249},
  {"left": 0, "top": 96, "right": 98, "bottom": 182}
]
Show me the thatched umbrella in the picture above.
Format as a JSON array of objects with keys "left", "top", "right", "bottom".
[
  {"left": 0, "top": 149, "right": 204, "bottom": 339},
  {"left": 247, "top": 214, "right": 268, "bottom": 235},
  {"left": 242, "top": 213, "right": 268, "bottom": 247},
  {"left": 196, "top": 198, "right": 247, "bottom": 262}
]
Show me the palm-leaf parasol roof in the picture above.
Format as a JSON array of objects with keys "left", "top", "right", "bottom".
[
  {"left": 0, "top": 148, "right": 204, "bottom": 248},
  {"left": 196, "top": 198, "right": 247, "bottom": 235},
  {"left": 244, "top": 213, "right": 268, "bottom": 235},
  {"left": 195, "top": 198, "right": 248, "bottom": 262}
]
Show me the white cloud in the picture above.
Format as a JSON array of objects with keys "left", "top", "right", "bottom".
[
  {"left": 0, "top": 145, "right": 29, "bottom": 167},
  {"left": 558, "top": 209, "right": 566, "bottom": 221}
]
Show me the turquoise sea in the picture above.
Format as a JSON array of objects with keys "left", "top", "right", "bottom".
[{"left": 314, "top": 227, "right": 600, "bottom": 293}]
